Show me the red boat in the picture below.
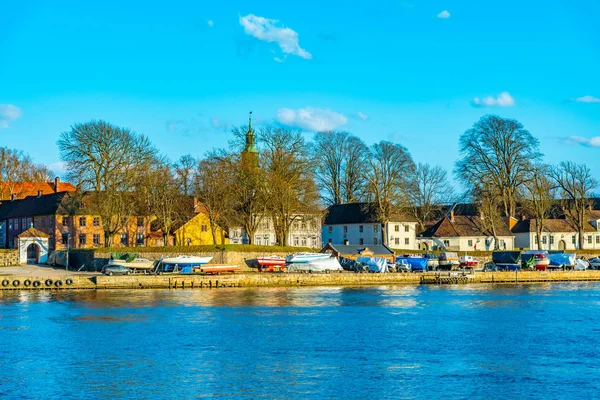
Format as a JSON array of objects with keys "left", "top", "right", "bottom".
[{"left": 256, "top": 256, "right": 286, "bottom": 272}]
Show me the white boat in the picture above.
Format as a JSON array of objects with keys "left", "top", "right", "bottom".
[
  {"left": 108, "top": 258, "right": 155, "bottom": 271},
  {"left": 287, "top": 257, "right": 343, "bottom": 273},
  {"left": 154, "top": 255, "right": 213, "bottom": 274},
  {"left": 285, "top": 252, "right": 331, "bottom": 263}
]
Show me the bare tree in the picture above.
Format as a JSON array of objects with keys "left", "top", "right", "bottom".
[
  {"left": 58, "top": 120, "right": 157, "bottom": 246},
  {"left": 551, "top": 161, "right": 598, "bottom": 249},
  {"left": 455, "top": 115, "right": 542, "bottom": 218},
  {"left": 0, "top": 147, "right": 53, "bottom": 199},
  {"left": 407, "top": 163, "right": 454, "bottom": 230},
  {"left": 194, "top": 151, "right": 235, "bottom": 244},
  {"left": 521, "top": 164, "right": 556, "bottom": 250},
  {"left": 312, "top": 131, "right": 367, "bottom": 205},
  {"left": 260, "top": 126, "right": 320, "bottom": 246},
  {"left": 363, "top": 141, "right": 415, "bottom": 244},
  {"left": 173, "top": 155, "right": 197, "bottom": 195}
]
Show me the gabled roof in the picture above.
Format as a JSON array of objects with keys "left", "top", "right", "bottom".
[
  {"left": 0, "top": 181, "right": 76, "bottom": 201},
  {"left": 0, "top": 192, "right": 70, "bottom": 220},
  {"left": 324, "top": 203, "right": 416, "bottom": 225},
  {"left": 420, "top": 215, "right": 513, "bottom": 238},
  {"left": 17, "top": 227, "right": 50, "bottom": 238},
  {"left": 321, "top": 243, "right": 394, "bottom": 255},
  {"left": 512, "top": 217, "right": 598, "bottom": 234}
]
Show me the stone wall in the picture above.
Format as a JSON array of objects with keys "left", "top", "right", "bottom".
[{"left": 0, "top": 250, "right": 19, "bottom": 266}]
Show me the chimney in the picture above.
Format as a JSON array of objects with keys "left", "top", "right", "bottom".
[
  {"left": 37, "top": 190, "right": 42, "bottom": 198},
  {"left": 521, "top": 215, "right": 527, "bottom": 221},
  {"left": 54, "top": 177, "right": 60, "bottom": 193},
  {"left": 480, "top": 211, "right": 485, "bottom": 220},
  {"left": 450, "top": 209, "right": 455, "bottom": 222},
  {"left": 344, "top": 239, "right": 349, "bottom": 245},
  {"left": 10, "top": 193, "right": 15, "bottom": 201}
]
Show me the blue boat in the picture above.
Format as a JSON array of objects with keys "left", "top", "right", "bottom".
[{"left": 396, "top": 256, "right": 428, "bottom": 272}]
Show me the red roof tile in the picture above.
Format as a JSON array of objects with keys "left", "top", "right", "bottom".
[{"left": 0, "top": 181, "right": 76, "bottom": 201}]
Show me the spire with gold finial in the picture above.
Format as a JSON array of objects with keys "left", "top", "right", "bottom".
[{"left": 243, "top": 111, "right": 258, "bottom": 154}]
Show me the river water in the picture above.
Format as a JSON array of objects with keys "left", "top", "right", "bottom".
[{"left": 1, "top": 284, "right": 599, "bottom": 399}]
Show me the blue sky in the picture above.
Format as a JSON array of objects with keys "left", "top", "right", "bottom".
[{"left": 1, "top": 0, "right": 599, "bottom": 181}]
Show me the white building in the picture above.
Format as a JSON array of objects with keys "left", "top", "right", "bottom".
[
  {"left": 512, "top": 214, "right": 600, "bottom": 251},
  {"left": 417, "top": 211, "right": 515, "bottom": 252},
  {"left": 228, "top": 213, "right": 322, "bottom": 248},
  {"left": 321, "top": 203, "right": 419, "bottom": 250}
]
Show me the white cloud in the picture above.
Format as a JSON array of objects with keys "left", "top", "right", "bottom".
[
  {"left": 0, "top": 104, "right": 23, "bottom": 128},
  {"left": 571, "top": 95, "right": 600, "bottom": 103},
  {"left": 47, "top": 161, "right": 68, "bottom": 176},
  {"left": 437, "top": 10, "right": 451, "bottom": 19},
  {"left": 356, "top": 112, "right": 369, "bottom": 120},
  {"left": 471, "top": 92, "right": 515, "bottom": 107},
  {"left": 274, "top": 56, "right": 286, "bottom": 63},
  {"left": 566, "top": 136, "right": 600, "bottom": 147},
  {"left": 276, "top": 107, "right": 347, "bottom": 132},
  {"left": 207, "top": 20, "right": 214, "bottom": 28},
  {"left": 210, "top": 118, "right": 231, "bottom": 132},
  {"left": 239, "top": 14, "right": 312, "bottom": 60}
]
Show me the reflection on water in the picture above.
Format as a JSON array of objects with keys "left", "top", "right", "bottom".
[{"left": 2, "top": 283, "right": 600, "bottom": 399}]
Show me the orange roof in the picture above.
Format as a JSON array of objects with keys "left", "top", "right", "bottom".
[{"left": 0, "top": 181, "right": 76, "bottom": 201}]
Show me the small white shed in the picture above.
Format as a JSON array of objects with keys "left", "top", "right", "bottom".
[{"left": 17, "top": 228, "right": 50, "bottom": 265}]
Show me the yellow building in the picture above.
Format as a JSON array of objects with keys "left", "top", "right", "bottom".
[{"left": 174, "top": 204, "right": 229, "bottom": 246}]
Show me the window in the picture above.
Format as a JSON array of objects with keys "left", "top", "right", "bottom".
[
  {"left": 443, "top": 239, "right": 450, "bottom": 247},
  {"left": 62, "top": 233, "right": 69, "bottom": 245},
  {"left": 255, "top": 236, "right": 262, "bottom": 245},
  {"left": 301, "top": 237, "right": 307, "bottom": 246},
  {"left": 359, "top": 238, "right": 364, "bottom": 245},
  {"left": 395, "top": 225, "right": 399, "bottom": 232},
  {"left": 79, "top": 217, "right": 86, "bottom": 227},
  {"left": 328, "top": 226, "right": 333, "bottom": 233},
  {"left": 41, "top": 218, "right": 46, "bottom": 229},
  {"left": 93, "top": 217, "right": 100, "bottom": 227},
  {"left": 27, "top": 218, "right": 32, "bottom": 228},
  {"left": 572, "top": 235, "right": 576, "bottom": 244},
  {"left": 22, "top": 218, "right": 27, "bottom": 229},
  {"left": 395, "top": 238, "right": 400, "bottom": 245},
  {"left": 535, "top": 235, "right": 538, "bottom": 244},
  {"left": 468, "top": 240, "right": 473, "bottom": 247},
  {"left": 137, "top": 217, "right": 144, "bottom": 227},
  {"left": 359, "top": 225, "right": 363, "bottom": 233},
  {"left": 294, "top": 237, "right": 299, "bottom": 246},
  {"left": 542, "top": 236, "right": 547, "bottom": 244},
  {"left": 549, "top": 236, "right": 554, "bottom": 245},
  {"left": 8, "top": 219, "right": 13, "bottom": 230},
  {"left": 596, "top": 236, "right": 599, "bottom": 244},
  {"left": 373, "top": 224, "right": 378, "bottom": 232},
  {"left": 405, "top": 238, "right": 410, "bottom": 245},
  {"left": 301, "top": 222, "right": 307, "bottom": 230},
  {"left": 374, "top": 238, "right": 378, "bottom": 245},
  {"left": 62, "top": 216, "right": 70, "bottom": 226},
  {"left": 136, "top": 234, "right": 144, "bottom": 246},
  {"left": 343, "top": 226, "right": 348, "bottom": 233},
  {"left": 328, "top": 238, "right": 332, "bottom": 243},
  {"left": 588, "top": 235, "right": 592, "bottom": 244},
  {"left": 49, "top": 218, "right": 54, "bottom": 228},
  {"left": 79, "top": 234, "right": 87, "bottom": 246},
  {"left": 201, "top": 224, "right": 207, "bottom": 232},
  {"left": 120, "top": 234, "right": 128, "bottom": 246},
  {"left": 311, "top": 238, "right": 317, "bottom": 248},
  {"left": 93, "top": 234, "right": 101, "bottom": 247}
]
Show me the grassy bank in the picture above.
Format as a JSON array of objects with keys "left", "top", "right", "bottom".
[{"left": 70, "top": 244, "right": 317, "bottom": 255}]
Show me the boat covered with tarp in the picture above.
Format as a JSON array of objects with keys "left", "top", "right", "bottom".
[
  {"left": 357, "top": 256, "right": 389, "bottom": 273},
  {"left": 287, "top": 257, "right": 343, "bottom": 273},
  {"left": 492, "top": 251, "right": 522, "bottom": 271},
  {"left": 548, "top": 252, "right": 576, "bottom": 269},
  {"left": 396, "top": 255, "right": 428, "bottom": 272}
]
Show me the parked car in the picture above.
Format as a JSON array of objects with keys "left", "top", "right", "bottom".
[
  {"left": 101, "top": 265, "right": 131, "bottom": 276},
  {"left": 423, "top": 253, "right": 439, "bottom": 270}
]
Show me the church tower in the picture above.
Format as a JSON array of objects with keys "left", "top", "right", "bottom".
[{"left": 241, "top": 111, "right": 259, "bottom": 170}]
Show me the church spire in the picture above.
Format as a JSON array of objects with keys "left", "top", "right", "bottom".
[{"left": 243, "top": 111, "right": 258, "bottom": 154}]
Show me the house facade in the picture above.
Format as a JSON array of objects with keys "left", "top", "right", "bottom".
[
  {"left": 174, "top": 208, "right": 229, "bottom": 246},
  {"left": 512, "top": 213, "right": 600, "bottom": 251},
  {"left": 228, "top": 214, "right": 322, "bottom": 248},
  {"left": 418, "top": 211, "right": 515, "bottom": 251},
  {"left": 321, "top": 203, "right": 419, "bottom": 250},
  {"left": 0, "top": 192, "right": 155, "bottom": 250}
]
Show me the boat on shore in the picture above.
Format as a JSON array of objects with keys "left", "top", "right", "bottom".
[
  {"left": 287, "top": 257, "right": 343, "bottom": 273},
  {"left": 285, "top": 253, "right": 330, "bottom": 264},
  {"left": 256, "top": 256, "right": 286, "bottom": 272},
  {"left": 154, "top": 255, "right": 213, "bottom": 274},
  {"left": 459, "top": 255, "right": 478, "bottom": 269},
  {"left": 108, "top": 258, "right": 155, "bottom": 271}
]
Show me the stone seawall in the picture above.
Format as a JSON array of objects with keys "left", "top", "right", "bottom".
[
  {"left": 4, "top": 270, "right": 600, "bottom": 291},
  {"left": 0, "top": 250, "right": 19, "bottom": 267}
]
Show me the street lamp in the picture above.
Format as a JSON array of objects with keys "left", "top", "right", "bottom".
[{"left": 63, "top": 230, "right": 70, "bottom": 272}]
